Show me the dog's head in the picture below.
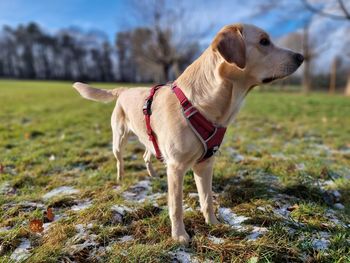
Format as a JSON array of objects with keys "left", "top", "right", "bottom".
[{"left": 212, "top": 24, "right": 304, "bottom": 85}]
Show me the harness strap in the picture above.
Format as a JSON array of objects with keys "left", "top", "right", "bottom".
[
  {"left": 143, "top": 83, "right": 227, "bottom": 163},
  {"left": 171, "top": 84, "right": 227, "bottom": 162},
  {"left": 143, "top": 84, "right": 164, "bottom": 161}
]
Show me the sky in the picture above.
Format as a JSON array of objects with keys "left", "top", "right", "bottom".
[{"left": 0, "top": 0, "right": 308, "bottom": 43}]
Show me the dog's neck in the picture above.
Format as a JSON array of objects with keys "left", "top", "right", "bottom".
[{"left": 176, "top": 48, "right": 253, "bottom": 126}]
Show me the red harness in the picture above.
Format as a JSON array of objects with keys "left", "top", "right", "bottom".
[{"left": 143, "top": 83, "right": 226, "bottom": 162}]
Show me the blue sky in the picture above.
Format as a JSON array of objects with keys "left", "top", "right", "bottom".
[{"left": 0, "top": 0, "right": 307, "bottom": 42}]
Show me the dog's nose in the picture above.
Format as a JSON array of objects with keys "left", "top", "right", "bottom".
[{"left": 294, "top": 53, "right": 304, "bottom": 65}]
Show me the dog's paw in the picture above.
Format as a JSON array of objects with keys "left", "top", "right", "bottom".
[
  {"left": 208, "top": 217, "right": 220, "bottom": 225},
  {"left": 172, "top": 232, "right": 190, "bottom": 245},
  {"left": 205, "top": 215, "right": 220, "bottom": 225}
]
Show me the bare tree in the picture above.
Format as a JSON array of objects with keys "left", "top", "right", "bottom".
[
  {"left": 302, "top": 0, "right": 350, "bottom": 95},
  {"left": 117, "top": 0, "right": 208, "bottom": 82},
  {"left": 302, "top": 0, "right": 350, "bottom": 20},
  {"left": 254, "top": 0, "right": 350, "bottom": 94}
]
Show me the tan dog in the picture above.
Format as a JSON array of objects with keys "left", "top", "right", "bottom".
[{"left": 73, "top": 24, "right": 303, "bottom": 244}]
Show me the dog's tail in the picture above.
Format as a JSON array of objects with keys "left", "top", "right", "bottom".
[{"left": 73, "top": 82, "right": 126, "bottom": 103}]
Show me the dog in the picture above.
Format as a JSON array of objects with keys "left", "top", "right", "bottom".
[{"left": 73, "top": 24, "right": 304, "bottom": 244}]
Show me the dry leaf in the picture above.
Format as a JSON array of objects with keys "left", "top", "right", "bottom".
[
  {"left": 0, "top": 164, "right": 4, "bottom": 174},
  {"left": 287, "top": 204, "right": 299, "bottom": 212},
  {"left": 44, "top": 207, "right": 55, "bottom": 222},
  {"left": 29, "top": 219, "right": 44, "bottom": 233},
  {"left": 24, "top": 132, "right": 31, "bottom": 140}
]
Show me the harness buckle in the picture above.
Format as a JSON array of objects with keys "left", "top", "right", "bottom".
[{"left": 143, "top": 99, "right": 152, "bottom": 115}]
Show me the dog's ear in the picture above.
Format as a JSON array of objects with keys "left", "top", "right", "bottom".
[{"left": 212, "top": 25, "right": 246, "bottom": 69}]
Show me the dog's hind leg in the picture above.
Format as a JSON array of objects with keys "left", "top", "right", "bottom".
[
  {"left": 193, "top": 158, "right": 219, "bottom": 225},
  {"left": 111, "top": 104, "right": 128, "bottom": 182},
  {"left": 143, "top": 150, "right": 157, "bottom": 177}
]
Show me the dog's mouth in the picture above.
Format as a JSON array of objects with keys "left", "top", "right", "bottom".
[{"left": 262, "top": 77, "right": 279, "bottom": 83}]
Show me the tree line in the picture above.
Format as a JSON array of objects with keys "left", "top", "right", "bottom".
[
  {"left": 0, "top": 23, "right": 115, "bottom": 81},
  {"left": 0, "top": 21, "right": 199, "bottom": 83}
]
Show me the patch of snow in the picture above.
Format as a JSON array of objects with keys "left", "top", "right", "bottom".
[
  {"left": 0, "top": 182, "right": 13, "bottom": 194},
  {"left": 184, "top": 204, "right": 194, "bottom": 212},
  {"left": 218, "top": 207, "right": 248, "bottom": 230},
  {"left": 145, "top": 192, "right": 166, "bottom": 202},
  {"left": 246, "top": 227, "right": 268, "bottom": 241},
  {"left": 332, "top": 190, "right": 341, "bottom": 200},
  {"left": 71, "top": 200, "right": 92, "bottom": 211},
  {"left": 19, "top": 201, "right": 45, "bottom": 209},
  {"left": 113, "top": 185, "right": 121, "bottom": 192},
  {"left": 43, "top": 186, "right": 79, "bottom": 200},
  {"left": 10, "top": 238, "right": 31, "bottom": 262},
  {"left": 118, "top": 235, "right": 134, "bottom": 243},
  {"left": 130, "top": 154, "right": 138, "bottom": 160},
  {"left": 273, "top": 204, "right": 291, "bottom": 218},
  {"left": 111, "top": 204, "right": 134, "bottom": 224},
  {"left": 334, "top": 203, "right": 345, "bottom": 210},
  {"left": 169, "top": 248, "right": 199, "bottom": 263},
  {"left": 295, "top": 163, "right": 306, "bottom": 171},
  {"left": 111, "top": 204, "right": 133, "bottom": 215},
  {"left": 322, "top": 180, "right": 336, "bottom": 187},
  {"left": 208, "top": 235, "right": 224, "bottom": 244},
  {"left": 271, "top": 153, "right": 289, "bottom": 160},
  {"left": 227, "top": 147, "right": 245, "bottom": 162},
  {"left": 122, "top": 180, "right": 152, "bottom": 202},
  {"left": 312, "top": 238, "right": 330, "bottom": 251},
  {"left": 188, "top": 193, "right": 199, "bottom": 198},
  {"left": 257, "top": 206, "right": 266, "bottom": 212},
  {"left": 75, "top": 224, "right": 86, "bottom": 235},
  {"left": 68, "top": 239, "right": 98, "bottom": 255},
  {"left": 0, "top": 226, "right": 11, "bottom": 233},
  {"left": 49, "top": 154, "right": 56, "bottom": 161}
]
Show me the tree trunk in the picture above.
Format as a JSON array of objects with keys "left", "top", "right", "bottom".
[
  {"left": 302, "top": 58, "right": 312, "bottom": 93},
  {"left": 162, "top": 63, "right": 171, "bottom": 82},
  {"left": 345, "top": 74, "right": 350, "bottom": 96},
  {"left": 329, "top": 57, "right": 337, "bottom": 94},
  {"left": 302, "top": 25, "right": 312, "bottom": 94}
]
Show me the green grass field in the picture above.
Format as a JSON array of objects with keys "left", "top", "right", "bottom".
[{"left": 0, "top": 80, "right": 349, "bottom": 262}]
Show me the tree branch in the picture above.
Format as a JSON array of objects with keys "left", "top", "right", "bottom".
[
  {"left": 302, "top": 0, "right": 350, "bottom": 21},
  {"left": 338, "top": 0, "right": 350, "bottom": 19}
]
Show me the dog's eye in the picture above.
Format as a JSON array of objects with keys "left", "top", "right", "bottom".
[{"left": 260, "top": 38, "right": 270, "bottom": 46}]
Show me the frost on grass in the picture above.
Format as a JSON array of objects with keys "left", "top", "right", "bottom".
[
  {"left": 169, "top": 248, "right": 199, "bottom": 263},
  {"left": 43, "top": 186, "right": 79, "bottom": 200},
  {"left": 227, "top": 147, "right": 245, "bottom": 162},
  {"left": 208, "top": 235, "right": 225, "bottom": 244},
  {"left": 246, "top": 227, "right": 268, "bottom": 241},
  {"left": 71, "top": 200, "right": 92, "bottom": 211},
  {"left": 64, "top": 223, "right": 98, "bottom": 257},
  {"left": 10, "top": 238, "right": 31, "bottom": 262},
  {"left": 118, "top": 235, "right": 134, "bottom": 243},
  {"left": 312, "top": 238, "right": 330, "bottom": 251},
  {"left": 218, "top": 207, "right": 248, "bottom": 230},
  {"left": 111, "top": 204, "right": 134, "bottom": 223},
  {"left": 122, "top": 180, "right": 151, "bottom": 202},
  {"left": 334, "top": 203, "right": 345, "bottom": 210},
  {"left": 300, "top": 232, "right": 331, "bottom": 251},
  {"left": 0, "top": 182, "right": 15, "bottom": 194}
]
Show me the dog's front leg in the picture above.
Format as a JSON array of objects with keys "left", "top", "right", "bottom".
[
  {"left": 193, "top": 158, "right": 219, "bottom": 225},
  {"left": 167, "top": 163, "right": 190, "bottom": 244}
]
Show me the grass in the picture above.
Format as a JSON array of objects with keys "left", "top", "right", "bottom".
[{"left": 0, "top": 79, "right": 349, "bottom": 262}]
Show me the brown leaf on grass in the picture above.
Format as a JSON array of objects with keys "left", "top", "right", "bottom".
[
  {"left": 43, "top": 207, "right": 55, "bottom": 222},
  {"left": 29, "top": 219, "right": 44, "bottom": 233},
  {"left": 287, "top": 204, "right": 299, "bottom": 212},
  {"left": 24, "top": 132, "right": 31, "bottom": 140},
  {"left": 0, "top": 164, "right": 4, "bottom": 174}
]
